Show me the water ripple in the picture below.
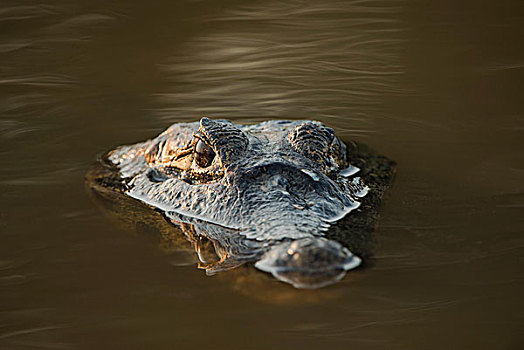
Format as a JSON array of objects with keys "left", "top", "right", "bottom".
[
  {"left": 0, "top": 5, "right": 57, "bottom": 22},
  {"left": 155, "top": 0, "right": 405, "bottom": 129},
  {"left": 0, "top": 325, "right": 66, "bottom": 340}
]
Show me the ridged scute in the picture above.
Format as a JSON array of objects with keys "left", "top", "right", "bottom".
[
  {"left": 286, "top": 122, "right": 337, "bottom": 171},
  {"left": 199, "top": 117, "right": 248, "bottom": 165}
]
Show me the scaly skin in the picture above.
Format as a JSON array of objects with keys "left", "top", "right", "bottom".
[{"left": 87, "top": 118, "right": 395, "bottom": 288}]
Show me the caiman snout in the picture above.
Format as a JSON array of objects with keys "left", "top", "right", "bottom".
[{"left": 254, "top": 237, "right": 361, "bottom": 289}]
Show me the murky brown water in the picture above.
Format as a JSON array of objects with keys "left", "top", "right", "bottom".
[{"left": 1, "top": 0, "right": 523, "bottom": 349}]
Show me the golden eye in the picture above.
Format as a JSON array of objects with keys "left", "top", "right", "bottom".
[{"left": 194, "top": 139, "right": 215, "bottom": 168}]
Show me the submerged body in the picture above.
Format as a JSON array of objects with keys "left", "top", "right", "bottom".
[{"left": 90, "top": 118, "right": 394, "bottom": 288}]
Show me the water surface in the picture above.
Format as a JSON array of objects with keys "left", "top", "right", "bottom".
[{"left": 1, "top": 0, "right": 523, "bottom": 349}]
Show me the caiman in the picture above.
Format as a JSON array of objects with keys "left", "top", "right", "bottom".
[{"left": 86, "top": 118, "right": 395, "bottom": 289}]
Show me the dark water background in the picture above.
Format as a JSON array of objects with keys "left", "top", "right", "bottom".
[{"left": 1, "top": 0, "right": 523, "bottom": 349}]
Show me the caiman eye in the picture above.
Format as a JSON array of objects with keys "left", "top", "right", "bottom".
[{"left": 194, "top": 139, "right": 215, "bottom": 168}]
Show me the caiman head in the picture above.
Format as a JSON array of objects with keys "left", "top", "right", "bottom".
[{"left": 106, "top": 117, "right": 369, "bottom": 288}]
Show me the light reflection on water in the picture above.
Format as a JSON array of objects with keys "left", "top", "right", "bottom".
[
  {"left": 0, "top": 0, "right": 523, "bottom": 349},
  {"left": 155, "top": 0, "right": 404, "bottom": 135}
]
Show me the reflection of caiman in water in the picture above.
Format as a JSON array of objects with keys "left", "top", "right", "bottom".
[{"left": 86, "top": 118, "right": 395, "bottom": 289}]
